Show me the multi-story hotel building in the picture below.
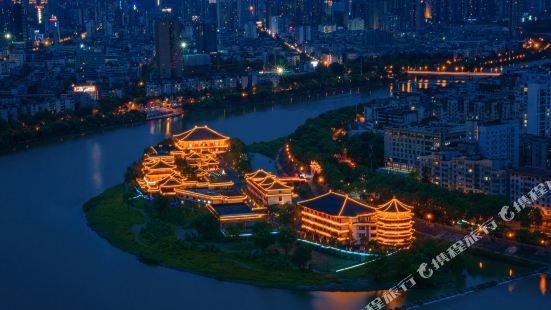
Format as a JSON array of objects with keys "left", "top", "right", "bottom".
[
  {"left": 298, "top": 192, "right": 415, "bottom": 249},
  {"left": 298, "top": 191, "right": 379, "bottom": 247},
  {"left": 384, "top": 125, "right": 467, "bottom": 172}
]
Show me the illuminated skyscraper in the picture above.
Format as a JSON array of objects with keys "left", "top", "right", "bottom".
[
  {"left": 217, "top": 0, "right": 238, "bottom": 33},
  {"left": 46, "top": 15, "right": 60, "bottom": 42},
  {"left": 154, "top": 16, "right": 183, "bottom": 79}
]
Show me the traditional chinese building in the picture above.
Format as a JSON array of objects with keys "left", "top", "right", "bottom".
[
  {"left": 182, "top": 151, "right": 220, "bottom": 174},
  {"left": 375, "top": 197, "right": 415, "bottom": 249},
  {"left": 205, "top": 203, "right": 268, "bottom": 233},
  {"left": 298, "top": 192, "right": 415, "bottom": 250},
  {"left": 298, "top": 191, "right": 379, "bottom": 247},
  {"left": 173, "top": 125, "right": 230, "bottom": 154},
  {"left": 244, "top": 169, "right": 295, "bottom": 208}
]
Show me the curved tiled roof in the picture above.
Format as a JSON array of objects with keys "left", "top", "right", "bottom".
[
  {"left": 378, "top": 197, "right": 414, "bottom": 213},
  {"left": 245, "top": 169, "right": 271, "bottom": 180},
  {"left": 145, "top": 160, "right": 175, "bottom": 170},
  {"left": 264, "top": 181, "right": 292, "bottom": 191},
  {"left": 158, "top": 173, "right": 186, "bottom": 187},
  {"left": 174, "top": 126, "right": 229, "bottom": 142},
  {"left": 298, "top": 191, "right": 377, "bottom": 217}
]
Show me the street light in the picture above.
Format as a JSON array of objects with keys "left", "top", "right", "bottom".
[
  {"left": 4, "top": 33, "right": 11, "bottom": 40},
  {"left": 180, "top": 41, "right": 187, "bottom": 49}
]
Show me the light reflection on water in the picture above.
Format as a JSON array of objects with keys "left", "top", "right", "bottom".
[
  {"left": 541, "top": 274, "right": 547, "bottom": 296},
  {"left": 91, "top": 142, "right": 103, "bottom": 191},
  {"left": 310, "top": 291, "right": 407, "bottom": 310}
]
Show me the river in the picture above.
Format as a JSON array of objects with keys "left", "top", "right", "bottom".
[{"left": 0, "top": 88, "right": 549, "bottom": 310}]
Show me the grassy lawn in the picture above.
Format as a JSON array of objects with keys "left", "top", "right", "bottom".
[{"left": 84, "top": 185, "right": 339, "bottom": 288}]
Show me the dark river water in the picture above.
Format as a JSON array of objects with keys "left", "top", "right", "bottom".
[{"left": 0, "top": 88, "right": 549, "bottom": 310}]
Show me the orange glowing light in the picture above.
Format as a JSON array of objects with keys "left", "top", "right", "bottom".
[{"left": 540, "top": 274, "right": 547, "bottom": 296}]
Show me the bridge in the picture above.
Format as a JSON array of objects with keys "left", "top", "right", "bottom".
[{"left": 407, "top": 70, "right": 502, "bottom": 77}]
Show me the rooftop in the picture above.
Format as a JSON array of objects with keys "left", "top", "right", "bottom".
[
  {"left": 174, "top": 126, "right": 229, "bottom": 142},
  {"left": 298, "top": 191, "right": 378, "bottom": 217},
  {"left": 378, "top": 197, "right": 414, "bottom": 213},
  {"left": 210, "top": 203, "right": 256, "bottom": 216}
]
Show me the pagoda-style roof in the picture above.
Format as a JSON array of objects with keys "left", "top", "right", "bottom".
[
  {"left": 174, "top": 126, "right": 229, "bottom": 142},
  {"left": 245, "top": 169, "right": 272, "bottom": 180},
  {"left": 264, "top": 180, "right": 293, "bottom": 191},
  {"left": 298, "top": 191, "right": 377, "bottom": 217},
  {"left": 158, "top": 173, "right": 186, "bottom": 187},
  {"left": 258, "top": 176, "right": 278, "bottom": 186},
  {"left": 145, "top": 160, "right": 175, "bottom": 170},
  {"left": 185, "top": 152, "right": 205, "bottom": 160},
  {"left": 378, "top": 197, "right": 414, "bottom": 213},
  {"left": 205, "top": 158, "right": 218, "bottom": 164}
]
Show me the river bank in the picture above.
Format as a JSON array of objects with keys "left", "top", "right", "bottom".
[{"left": 0, "top": 82, "right": 385, "bottom": 155}]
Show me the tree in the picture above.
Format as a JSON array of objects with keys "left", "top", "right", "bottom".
[
  {"left": 291, "top": 243, "right": 312, "bottom": 270},
  {"left": 277, "top": 226, "right": 296, "bottom": 255},
  {"left": 519, "top": 207, "right": 543, "bottom": 228},
  {"left": 192, "top": 213, "right": 220, "bottom": 241},
  {"left": 367, "top": 253, "right": 390, "bottom": 281},
  {"left": 252, "top": 222, "right": 274, "bottom": 254},
  {"left": 152, "top": 195, "right": 170, "bottom": 216},
  {"left": 226, "top": 223, "right": 243, "bottom": 240}
]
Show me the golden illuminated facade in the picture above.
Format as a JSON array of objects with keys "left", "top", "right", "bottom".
[
  {"left": 245, "top": 170, "right": 293, "bottom": 207},
  {"left": 298, "top": 192, "right": 415, "bottom": 250},
  {"left": 142, "top": 154, "right": 176, "bottom": 185},
  {"left": 205, "top": 203, "right": 268, "bottom": 233},
  {"left": 244, "top": 170, "right": 305, "bottom": 209},
  {"left": 136, "top": 127, "right": 239, "bottom": 203},
  {"left": 298, "top": 191, "right": 379, "bottom": 247},
  {"left": 173, "top": 125, "right": 230, "bottom": 154},
  {"left": 375, "top": 198, "right": 415, "bottom": 249}
]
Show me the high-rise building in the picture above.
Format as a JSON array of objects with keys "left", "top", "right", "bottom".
[
  {"left": 154, "top": 16, "right": 183, "bottom": 79},
  {"left": 472, "top": 120, "right": 520, "bottom": 168},
  {"left": 11, "top": 3, "right": 27, "bottom": 42},
  {"left": 524, "top": 75, "right": 551, "bottom": 137},
  {"left": 384, "top": 125, "right": 467, "bottom": 172},
  {"left": 243, "top": 20, "right": 258, "bottom": 39},
  {"left": 237, "top": 0, "right": 254, "bottom": 29},
  {"left": 195, "top": 19, "right": 217, "bottom": 53},
  {"left": 217, "top": 0, "right": 238, "bottom": 33},
  {"left": 46, "top": 15, "right": 60, "bottom": 43},
  {"left": 419, "top": 148, "right": 509, "bottom": 196}
]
